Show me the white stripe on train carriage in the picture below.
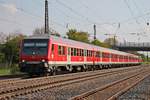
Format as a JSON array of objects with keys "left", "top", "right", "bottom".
[{"left": 48, "top": 61, "right": 139, "bottom": 65}]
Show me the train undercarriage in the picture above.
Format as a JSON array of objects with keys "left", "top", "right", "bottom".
[{"left": 19, "top": 61, "right": 141, "bottom": 76}]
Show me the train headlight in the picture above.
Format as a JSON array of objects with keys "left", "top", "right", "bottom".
[
  {"left": 42, "top": 59, "right": 45, "bottom": 62},
  {"left": 22, "top": 60, "right": 25, "bottom": 62}
]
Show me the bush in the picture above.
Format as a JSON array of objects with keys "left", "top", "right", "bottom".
[{"left": 10, "top": 64, "right": 20, "bottom": 74}]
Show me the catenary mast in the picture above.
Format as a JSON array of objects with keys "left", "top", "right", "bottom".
[{"left": 45, "top": 0, "right": 49, "bottom": 34}]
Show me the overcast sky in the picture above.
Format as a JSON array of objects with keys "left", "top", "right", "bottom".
[{"left": 0, "top": 0, "right": 150, "bottom": 42}]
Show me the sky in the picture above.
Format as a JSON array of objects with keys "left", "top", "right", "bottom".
[{"left": 0, "top": 0, "right": 150, "bottom": 43}]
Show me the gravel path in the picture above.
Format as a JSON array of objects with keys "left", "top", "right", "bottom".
[{"left": 118, "top": 75, "right": 150, "bottom": 100}]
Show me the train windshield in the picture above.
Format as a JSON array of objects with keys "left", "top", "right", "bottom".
[{"left": 22, "top": 39, "right": 48, "bottom": 55}]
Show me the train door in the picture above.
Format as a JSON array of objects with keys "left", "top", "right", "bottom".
[
  {"left": 51, "top": 44, "right": 55, "bottom": 61},
  {"left": 93, "top": 50, "right": 95, "bottom": 66},
  {"left": 84, "top": 49, "right": 87, "bottom": 64},
  {"left": 51, "top": 44, "right": 56, "bottom": 65},
  {"left": 67, "top": 47, "right": 71, "bottom": 64}
]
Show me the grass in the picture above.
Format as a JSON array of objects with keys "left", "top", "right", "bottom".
[
  {"left": 0, "top": 65, "right": 21, "bottom": 76},
  {"left": 0, "top": 68, "right": 11, "bottom": 75},
  {"left": 142, "top": 62, "right": 150, "bottom": 64}
]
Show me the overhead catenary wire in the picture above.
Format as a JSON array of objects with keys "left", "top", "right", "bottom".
[
  {"left": 0, "top": 0, "right": 65, "bottom": 35},
  {"left": 123, "top": 0, "right": 144, "bottom": 34},
  {"left": 124, "top": 0, "right": 140, "bottom": 24},
  {"left": 31, "top": 0, "right": 150, "bottom": 35},
  {"left": 0, "top": 1, "right": 65, "bottom": 28},
  {"left": 55, "top": 0, "right": 96, "bottom": 24},
  {"left": 132, "top": 0, "right": 147, "bottom": 23}
]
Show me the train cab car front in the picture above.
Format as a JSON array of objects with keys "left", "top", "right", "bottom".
[{"left": 19, "top": 38, "right": 50, "bottom": 75}]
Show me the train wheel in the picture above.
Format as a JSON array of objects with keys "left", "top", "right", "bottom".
[
  {"left": 44, "top": 72, "right": 51, "bottom": 76},
  {"left": 77, "top": 66, "right": 82, "bottom": 72}
]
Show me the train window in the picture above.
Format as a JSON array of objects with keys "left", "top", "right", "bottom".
[
  {"left": 86, "top": 50, "right": 88, "bottom": 57},
  {"left": 62, "top": 46, "right": 65, "bottom": 55},
  {"left": 87, "top": 50, "right": 89, "bottom": 57},
  {"left": 86, "top": 50, "right": 89, "bottom": 57},
  {"left": 92, "top": 51, "right": 93, "bottom": 57},
  {"left": 99, "top": 52, "right": 101, "bottom": 58},
  {"left": 102, "top": 52, "right": 104, "bottom": 58},
  {"left": 113, "top": 54, "right": 115, "bottom": 58},
  {"left": 76, "top": 49, "right": 80, "bottom": 56},
  {"left": 81, "top": 49, "right": 84, "bottom": 56},
  {"left": 116, "top": 55, "right": 118, "bottom": 59},
  {"left": 81, "top": 49, "right": 82, "bottom": 56},
  {"left": 52, "top": 44, "right": 54, "bottom": 52},
  {"left": 76, "top": 49, "right": 78, "bottom": 56},
  {"left": 89, "top": 51, "right": 92, "bottom": 57},
  {"left": 104, "top": 53, "right": 106, "bottom": 58},
  {"left": 24, "top": 43, "right": 34, "bottom": 47},
  {"left": 84, "top": 50, "right": 87, "bottom": 56},
  {"left": 93, "top": 51, "right": 95, "bottom": 57},
  {"left": 58, "top": 45, "right": 65, "bottom": 55},
  {"left": 90, "top": 50, "right": 91, "bottom": 57},
  {"left": 95, "top": 52, "right": 98, "bottom": 57},
  {"left": 71, "top": 48, "right": 73, "bottom": 56},
  {"left": 23, "top": 39, "right": 48, "bottom": 55},
  {"left": 96, "top": 51, "right": 98, "bottom": 57},
  {"left": 103, "top": 53, "right": 109, "bottom": 58},
  {"left": 90, "top": 51, "right": 91, "bottom": 57},
  {"left": 106, "top": 53, "right": 109, "bottom": 58},
  {"left": 58, "top": 46, "right": 61, "bottom": 55},
  {"left": 74, "top": 48, "right": 77, "bottom": 56},
  {"left": 111, "top": 54, "right": 113, "bottom": 58},
  {"left": 79, "top": 49, "right": 81, "bottom": 56}
]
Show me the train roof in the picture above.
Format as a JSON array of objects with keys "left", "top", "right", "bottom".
[{"left": 25, "top": 34, "right": 139, "bottom": 58}]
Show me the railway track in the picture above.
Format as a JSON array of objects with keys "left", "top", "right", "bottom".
[
  {"left": 0, "top": 74, "right": 27, "bottom": 85},
  {"left": 71, "top": 67, "right": 150, "bottom": 100},
  {"left": 0, "top": 65, "right": 146, "bottom": 100}
]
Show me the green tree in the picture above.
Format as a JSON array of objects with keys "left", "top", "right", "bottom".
[
  {"left": 91, "top": 39, "right": 111, "bottom": 48},
  {"left": 67, "top": 29, "right": 89, "bottom": 43},
  {"left": 2, "top": 35, "right": 24, "bottom": 66},
  {"left": 0, "top": 44, "right": 5, "bottom": 63},
  {"left": 104, "top": 37, "right": 118, "bottom": 46}
]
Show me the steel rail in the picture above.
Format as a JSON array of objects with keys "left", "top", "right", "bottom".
[
  {"left": 0, "top": 66, "right": 143, "bottom": 100},
  {"left": 70, "top": 68, "right": 150, "bottom": 100}
]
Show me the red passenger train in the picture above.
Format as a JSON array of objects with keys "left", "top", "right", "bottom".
[{"left": 19, "top": 35, "right": 142, "bottom": 75}]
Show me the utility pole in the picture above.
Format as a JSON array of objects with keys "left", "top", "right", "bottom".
[
  {"left": 147, "top": 51, "right": 149, "bottom": 62},
  {"left": 45, "top": 0, "right": 49, "bottom": 34},
  {"left": 113, "top": 35, "right": 117, "bottom": 47},
  {"left": 93, "top": 24, "right": 96, "bottom": 40}
]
